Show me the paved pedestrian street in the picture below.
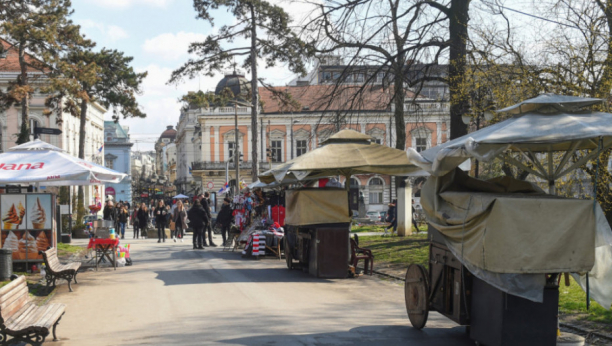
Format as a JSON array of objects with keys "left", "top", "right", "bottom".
[{"left": 53, "top": 231, "right": 474, "bottom": 346}]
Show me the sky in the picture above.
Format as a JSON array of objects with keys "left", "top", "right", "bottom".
[{"left": 70, "top": 0, "right": 312, "bottom": 151}]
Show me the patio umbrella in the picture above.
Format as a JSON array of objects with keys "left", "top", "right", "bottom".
[
  {"left": 172, "top": 194, "right": 189, "bottom": 199},
  {"left": 0, "top": 139, "right": 127, "bottom": 186},
  {"left": 408, "top": 94, "right": 612, "bottom": 193},
  {"left": 259, "top": 129, "right": 422, "bottom": 184}
]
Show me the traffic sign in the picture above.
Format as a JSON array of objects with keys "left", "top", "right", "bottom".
[
  {"left": 34, "top": 127, "right": 62, "bottom": 135},
  {"left": 207, "top": 181, "right": 214, "bottom": 189}
]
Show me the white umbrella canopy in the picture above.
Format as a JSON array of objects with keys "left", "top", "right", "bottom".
[
  {"left": 408, "top": 94, "right": 612, "bottom": 186},
  {"left": 259, "top": 129, "right": 422, "bottom": 184},
  {"left": 172, "top": 194, "right": 189, "bottom": 199},
  {"left": 0, "top": 140, "right": 127, "bottom": 186}
]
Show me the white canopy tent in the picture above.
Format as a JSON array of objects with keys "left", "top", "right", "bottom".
[
  {"left": 408, "top": 94, "right": 612, "bottom": 193},
  {"left": 0, "top": 140, "right": 127, "bottom": 186}
]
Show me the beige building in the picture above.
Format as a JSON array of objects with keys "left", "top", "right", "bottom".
[{"left": 176, "top": 71, "right": 450, "bottom": 212}]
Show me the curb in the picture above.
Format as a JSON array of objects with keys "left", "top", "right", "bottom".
[{"left": 360, "top": 267, "right": 612, "bottom": 343}]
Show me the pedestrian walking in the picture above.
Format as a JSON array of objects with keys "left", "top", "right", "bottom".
[
  {"left": 200, "top": 192, "right": 215, "bottom": 246},
  {"left": 137, "top": 203, "right": 149, "bottom": 239},
  {"left": 132, "top": 206, "right": 140, "bottom": 239},
  {"left": 117, "top": 204, "right": 129, "bottom": 239},
  {"left": 172, "top": 200, "right": 188, "bottom": 242},
  {"left": 154, "top": 200, "right": 168, "bottom": 243},
  {"left": 188, "top": 199, "right": 208, "bottom": 249},
  {"left": 411, "top": 200, "right": 420, "bottom": 233},
  {"left": 216, "top": 197, "right": 233, "bottom": 245},
  {"left": 385, "top": 199, "right": 397, "bottom": 235}
]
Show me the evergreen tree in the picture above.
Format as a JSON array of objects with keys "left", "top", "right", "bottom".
[
  {"left": 0, "top": 0, "right": 91, "bottom": 144},
  {"left": 169, "top": 0, "right": 312, "bottom": 181},
  {"left": 59, "top": 48, "right": 147, "bottom": 223}
]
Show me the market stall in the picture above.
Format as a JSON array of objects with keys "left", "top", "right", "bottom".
[
  {"left": 0, "top": 140, "right": 126, "bottom": 269},
  {"left": 405, "top": 94, "right": 612, "bottom": 346},
  {"left": 260, "top": 130, "right": 421, "bottom": 278}
]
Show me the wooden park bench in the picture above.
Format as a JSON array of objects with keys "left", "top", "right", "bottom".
[
  {"left": 40, "top": 248, "right": 81, "bottom": 292},
  {"left": 350, "top": 235, "right": 374, "bottom": 275},
  {"left": 0, "top": 276, "right": 65, "bottom": 345}
]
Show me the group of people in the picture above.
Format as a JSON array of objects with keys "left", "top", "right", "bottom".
[
  {"left": 99, "top": 192, "right": 235, "bottom": 250},
  {"left": 102, "top": 200, "right": 131, "bottom": 239}
]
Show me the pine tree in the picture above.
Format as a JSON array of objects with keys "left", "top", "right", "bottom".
[
  {"left": 0, "top": 0, "right": 91, "bottom": 144},
  {"left": 169, "top": 0, "right": 312, "bottom": 181},
  {"left": 57, "top": 48, "right": 147, "bottom": 224}
]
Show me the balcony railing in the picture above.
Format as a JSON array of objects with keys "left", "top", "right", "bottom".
[
  {"left": 192, "top": 161, "right": 271, "bottom": 171},
  {"left": 403, "top": 101, "right": 450, "bottom": 113}
]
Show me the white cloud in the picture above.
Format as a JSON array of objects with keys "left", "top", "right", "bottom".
[
  {"left": 78, "top": 19, "right": 129, "bottom": 42},
  {"left": 83, "top": 0, "right": 173, "bottom": 9},
  {"left": 142, "top": 32, "right": 208, "bottom": 62},
  {"left": 107, "top": 25, "right": 129, "bottom": 41}
]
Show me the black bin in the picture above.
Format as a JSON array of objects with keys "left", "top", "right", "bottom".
[{"left": 0, "top": 249, "right": 13, "bottom": 280}]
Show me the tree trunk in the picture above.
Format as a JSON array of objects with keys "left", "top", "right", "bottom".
[
  {"left": 448, "top": 0, "right": 471, "bottom": 140},
  {"left": 76, "top": 99, "right": 88, "bottom": 224},
  {"left": 16, "top": 42, "right": 30, "bottom": 144},
  {"left": 250, "top": 4, "right": 259, "bottom": 182}
]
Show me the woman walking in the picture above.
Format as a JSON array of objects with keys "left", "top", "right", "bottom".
[
  {"left": 154, "top": 200, "right": 168, "bottom": 243},
  {"left": 137, "top": 203, "right": 149, "bottom": 239},
  {"left": 132, "top": 206, "right": 140, "bottom": 239},
  {"left": 117, "top": 204, "right": 129, "bottom": 239},
  {"left": 172, "top": 200, "right": 188, "bottom": 242}
]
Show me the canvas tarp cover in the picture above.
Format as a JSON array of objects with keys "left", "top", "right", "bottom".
[
  {"left": 422, "top": 169, "right": 596, "bottom": 274},
  {"left": 285, "top": 189, "right": 351, "bottom": 226}
]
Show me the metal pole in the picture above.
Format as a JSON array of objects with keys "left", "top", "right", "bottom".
[
  {"left": 291, "top": 116, "right": 294, "bottom": 160},
  {"left": 235, "top": 102, "right": 240, "bottom": 192},
  {"left": 475, "top": 115, "right": 480, "bottom": 178}
]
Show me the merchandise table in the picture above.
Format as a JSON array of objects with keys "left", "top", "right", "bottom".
[{"left": 88, "top": 238, "right": 119, "bottom": 271}]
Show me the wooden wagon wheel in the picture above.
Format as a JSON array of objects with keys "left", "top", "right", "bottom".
[
  {"left": 405, "top": 264, "right": 429, "bottom": 330},
  {"left": 284, "top": 237, "right": 293, "bottom": 270}
]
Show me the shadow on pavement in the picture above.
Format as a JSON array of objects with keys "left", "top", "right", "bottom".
[
  {"left": 217, "top": 325, "right": 474, "bottom": 346},
  {"left": 154, "top": 268, "right": 332, "bottom": 285}
]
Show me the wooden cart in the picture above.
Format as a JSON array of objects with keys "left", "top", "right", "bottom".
[
  {"left": 405, "top": 225, "right": 559, "bottom": 346},
  {"left": 282, "top": 188, "right": 352, "bottom": 279}
]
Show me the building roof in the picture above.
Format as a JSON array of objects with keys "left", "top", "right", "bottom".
[
  {"left": 104, "top": 121, "right": 129, "bottom": 139},
  {"left": 160, "top": 125, "right": 177, "bottom": 140},
  {"left": 259, "top": 84, "right": 419, "bottom": 114},
  {"left": 215, "top": 72, "right": 251, "bottom": 99},
  {"left": 0, "top": 38, "right": 47, "bottom": 73}
]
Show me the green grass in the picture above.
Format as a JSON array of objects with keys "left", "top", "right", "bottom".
[
  {"left": 57, "top": 243, "right": 85, "bottom": 258},
  {"left": 559, "top": 277, "right": 612, "bottom": 325},
  {"left": 358, "top": 234, "right": 429, "bottom": 268},
  {"left": 351, "top": 224, "right": 428, "bottom": 233}
]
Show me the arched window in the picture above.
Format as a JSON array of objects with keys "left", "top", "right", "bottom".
[
  {"left": 350, "top": 178, "right": 360, "bottom": 187},
  {"left": 368, "top": 177, "right": 384, "bottom": 204}
]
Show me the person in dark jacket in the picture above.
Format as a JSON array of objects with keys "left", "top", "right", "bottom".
[
  {"left": 188, "top": 200, "right": 208, "bottom": 249},
  {"left": 199, "top": 192, "right": 215, "bottom": 246},
  {"left": 154, "top": 200, "right": 168, "bottom": 243},
  {"left": 385, "top": 199, "right": 397, "bottom": 235},
  {"left": 137, "top": 203, "right": 149, "bottom": 239},
  {"left": 132, "top": 206, "right": 140, "bottom": 239},
  {"left": 103, "top": 201, "right": 116, "bottom": 221},
  {"left": 216, "top": 197, "right": 233, "bottom": 245}
]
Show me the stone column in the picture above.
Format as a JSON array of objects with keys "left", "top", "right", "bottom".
[
  {"left": 202, "top": 122, "right": 211, "bottom": 162},
  {"left": 436, "top": 121, "right": 442, "bottom": 145},
  {"left": 214, "top": 126, "right": 220, "bottom": 163},
  {"left": 396, "top": 179, "right": 412, "bottom": 236}
]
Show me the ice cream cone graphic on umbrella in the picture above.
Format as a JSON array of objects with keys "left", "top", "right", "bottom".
[
  {"left": 31, "top": 198, "right": 46, "bottom": 229},
  {"left": 2, "top": 205, "right": 20, "bottom": 230}
]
